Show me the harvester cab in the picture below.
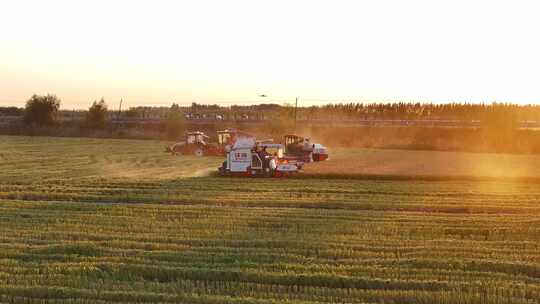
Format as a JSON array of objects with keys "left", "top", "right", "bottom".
[
  {"left": 186, "top": 131, "right": 208, "bottom": 145},
  {"left": 284, "top": 135, "right": 311, "bottom": 154},
  {"left": 284, "top": 134, "right": 329, "bottom": 162},
  {"left": 216, "top": 128, "right": 239, "bottom": 153}
]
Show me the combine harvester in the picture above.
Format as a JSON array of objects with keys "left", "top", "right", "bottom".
[
  {"left": 166, "top": 128, "right": 246, "bottom": 156},
  {"left": 218, "top": 135, "right": 302, "bottom": 177},
  {"left": 283, "top": 134, "right": 329, "bottom": 162}
]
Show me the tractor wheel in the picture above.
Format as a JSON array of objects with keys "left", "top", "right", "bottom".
[
  {"left": 218, "top": 166, "right": 226, "bottom": 176},
  {"left": 194, "top": 148, "right": 204, "bottom": 157}
]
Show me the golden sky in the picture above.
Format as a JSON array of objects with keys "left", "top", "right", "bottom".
[{"left": 1, "top": 0, "right": 539, "bottom": 109}]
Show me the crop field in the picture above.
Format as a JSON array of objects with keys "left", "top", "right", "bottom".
[
  {"left": 1, "top": 136, "right": 540, "bottom": 303},
  {"left": 304, "top": 148, "right": 540, "bottom": 179}
]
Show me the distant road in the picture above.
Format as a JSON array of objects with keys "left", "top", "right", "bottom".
[
  {"left": 108, "top": 117, "right": 540, "bottom": 129},
  {"left": 3, "top": 114, "right": 540, "bottom": 129}
]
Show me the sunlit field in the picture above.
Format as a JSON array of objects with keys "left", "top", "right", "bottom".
[
  {"left": 1, "top": 136, "right": 539, "bottom": 303},
  {"left": 305, "top": 147, "right": 540, "bottom": 179}
]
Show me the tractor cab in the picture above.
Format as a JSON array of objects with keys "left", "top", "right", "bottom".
[
  {"left": 284, "top": 134, "right": 313, "bottom": 154},
  {"left": 217, "top": 128, "right": 257, "bottom": 153},
  {"left": 256, "top": 143, "right": 284, "bottom": 159},
  {"left": 284, "top": 134, "right": 303, "bottom": 147},
  {"left": 186, "top": 131, "right": 208, "bottom": 145},
  {"left": 217, "top": 128, "right": 237, "bottom": 146},
  {"left": 283, "top": 134, "right": 328, "bottom": 162}
]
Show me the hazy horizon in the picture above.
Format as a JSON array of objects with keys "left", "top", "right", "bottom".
[
  {"left": 4, "top": 97, "right": 540, "bottom": 112},
  {"left": 1, "top": 0, "right": 539, "bottom": 109}
]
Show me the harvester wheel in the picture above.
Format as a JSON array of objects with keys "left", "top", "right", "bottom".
[
  {"left": 218, "top": 166, "right": 226, "bottom": 176},
  {"left": 194, "top": 148, "right": 204, "bottom": 157}
]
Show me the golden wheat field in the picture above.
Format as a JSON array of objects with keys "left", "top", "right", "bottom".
[{"left": 1, "top": 135, "right": 540, "bottom": 304}]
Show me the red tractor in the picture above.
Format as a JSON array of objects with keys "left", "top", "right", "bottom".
[
  {"left": 166, "top": 131, "right": 216, "bottom": 156},
  {"left": 166, "top": 129, "right": 241, "bottom": 156}
]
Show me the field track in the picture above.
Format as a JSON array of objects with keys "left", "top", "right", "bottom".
[{"left": 0, "top": 136, "right": 539, "bottom": 303}]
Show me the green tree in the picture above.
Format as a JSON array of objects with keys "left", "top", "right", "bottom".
[
  {"left": 166, "top": 103, "right": 185, "bottom": 139},
  {"left": 23, "top": 94, "right": 61, "bottom": 126},
  {"left": 86, "top": 98, "right": 108, "bottom": 129}
]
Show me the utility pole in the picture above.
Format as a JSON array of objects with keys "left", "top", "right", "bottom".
[
  {"left": 118, "top": 99, "right": 123, "bottom": 120},
  {"left": 294, "top": 97, "right": 298, "bottom": 132}
]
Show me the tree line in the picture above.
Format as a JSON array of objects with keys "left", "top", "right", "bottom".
[
  {"left": 5, "top": 96, "right": 540, "bottom": 123},
  {"left": 301, "top": 102, "right": 540, "bottom": 121},
  {"left": 117, "top": 102, "right": 540, "bottom": 122},
  {"left": 3, "top": 94, "right": 540, "bottom": 139},
  {"left": 3, "top": 94, "right": 540, "bottom": 153},
  {"left": 18, "top": 94, "right": 108, "bottom": 129},
  {"left": 4, "top": 95, "right": 186, "bottom": 139}
]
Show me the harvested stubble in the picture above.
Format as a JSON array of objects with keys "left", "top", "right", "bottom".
[
  {"left": 0, "top": 136, "right": 539, "bottom": 304},
  {"left": 303, "top": 147, "right": 540, "bottom": 179}
]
